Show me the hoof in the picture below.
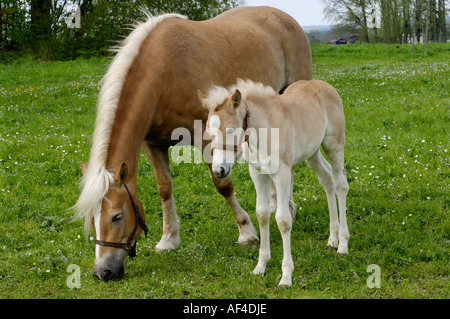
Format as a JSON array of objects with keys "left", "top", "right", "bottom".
[
  {"left": 337, "top": 245, "right": 349, "bottom": 256},
  {"left": 326, "top": 245, "right": 337, "bottom": 251},
  {"left": 252, "top": 263, "right": 267, "bottom": 276},
  {"left": 277, "top": 283, "right": 291, "bottom": 289},
  {"left": 238, "top": 237, "right": 259, "bottom": 247},
  {"left": 155, "top": 235, "right": 180, "bottom": 252},
  {"left": 277, "top": 277, "right": 292, "bottom": 287}
]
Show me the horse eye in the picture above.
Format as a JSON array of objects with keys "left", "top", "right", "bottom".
[{"left": 112, "top": 212, "right": 123, "bottom": 223}]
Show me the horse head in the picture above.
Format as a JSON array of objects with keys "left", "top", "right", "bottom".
[{"left": 80, "top": 162, "right": 147, "bottom": 281}]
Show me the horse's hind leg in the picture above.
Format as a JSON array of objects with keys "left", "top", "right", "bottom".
[
  {"left": 143, "top": 143, "right": 180, "bottom": 252},
  {"left": 327, "top": 149, "right": 349, "bottom": 256},
  {"left": 208, "top": 164, "right": 259, "bottom": 246},
  {"left": 306, "top": 150, "right": 340, "bottom": 250}
]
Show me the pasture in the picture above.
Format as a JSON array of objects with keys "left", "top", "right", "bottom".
[{"left": 0, "top": 43, "right": 448, "bottom": 299}]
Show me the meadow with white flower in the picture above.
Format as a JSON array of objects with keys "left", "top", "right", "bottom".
[{"left": 0, "top": 44, "right": 448, "bottom": 298}]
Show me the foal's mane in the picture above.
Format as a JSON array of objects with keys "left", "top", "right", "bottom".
[
  {"left": 73, "top": 13, "right": 187, "bottom": 232},
  {"left": 204, "top": 79, "right": 277, "bottom": 110}
]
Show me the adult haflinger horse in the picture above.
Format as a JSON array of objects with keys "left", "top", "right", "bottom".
[
  {"left": 200, "top": 79, "right": 349, "bottom": 286},
  {"left": 73, "top": 6, "right": 312, "bottom": 281}
]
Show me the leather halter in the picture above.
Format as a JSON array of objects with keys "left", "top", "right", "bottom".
[
  {"left": 94, "top": 182, "right": 148, "bottom": 258},
  {"left": 211, "top": 106, "right": 251, "bottom": 161}
]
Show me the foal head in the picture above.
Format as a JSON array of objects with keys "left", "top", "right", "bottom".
[
  {"left": 80, "top": 162, "right": 147, "bottom": 281},
  {"left": 199, "top": 88, "right": 245, "bottom": 178}
]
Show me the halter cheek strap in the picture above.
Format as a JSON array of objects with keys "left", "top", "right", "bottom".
[{"left": 94, "top": 182, "right": 148, "bottom": 258}]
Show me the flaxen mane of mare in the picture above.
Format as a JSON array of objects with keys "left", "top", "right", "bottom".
[{"left": 74, "top": 6, "right": 312, "bottom": 281}]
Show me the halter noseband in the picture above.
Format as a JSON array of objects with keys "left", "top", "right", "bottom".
[
  {"left": 211, "top": 106, "right": 252, "bottom": 161},
  {"left": 94, "top": 179, "right": 148, "bottom": 258}
]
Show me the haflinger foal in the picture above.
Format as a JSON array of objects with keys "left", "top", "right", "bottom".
[{"left": 199, "top": 79, "right": 349, "bottom": 287}]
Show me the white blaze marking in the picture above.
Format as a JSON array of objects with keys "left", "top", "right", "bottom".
[
  {"left": 94, "top": 206, "right": 101, "bottom": 258},
  {"left": 209, "top": 115, "right": 221, "bottom": 138}
]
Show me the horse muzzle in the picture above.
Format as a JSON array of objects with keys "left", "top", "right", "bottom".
[
  {"left": 212, "top": 163, "right": 231, "bottom": 178},
  {"left": 93, "top": 252, "right": 127, "bottom": 282}
]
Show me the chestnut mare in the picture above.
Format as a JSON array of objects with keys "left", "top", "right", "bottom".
[{"left": 73, "top": 6, "right": 312, "bottom": 281}]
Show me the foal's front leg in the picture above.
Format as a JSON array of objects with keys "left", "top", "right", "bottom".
[
  {"left": 273, "top": 164, "right": 295, "bottom": 287},
  {"left": 249, "top": 165, "right": 271, "bottom": 276}
]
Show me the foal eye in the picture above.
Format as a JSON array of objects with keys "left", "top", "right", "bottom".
[{"left": 112, "top": 213, "right": 123, "bottom": 223}]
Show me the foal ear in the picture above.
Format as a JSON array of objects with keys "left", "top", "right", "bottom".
[
  {"left": 231, "top": 89, "right": 242, "bottom": 109},
  {"left": 114, "top": 162, "right": 128, "bottom": 187}
]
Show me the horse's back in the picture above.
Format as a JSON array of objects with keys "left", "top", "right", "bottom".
[
  {"left": 211, "top": 6, "right": 313, "bottom": 84},
  {"left": 284, "top": 80, "right": 342, "bottom": 108},
  {"left": 120, "top": 6, "right": 312, "bottom": 146},
  {"left": 283, "top": 80, "right": 344, "bottom": 137},
  {"left": 143, "top": 6, "right": 311, "bottom": 89}
]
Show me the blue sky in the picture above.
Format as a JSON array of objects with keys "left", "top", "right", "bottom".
[{"left": 244, "top": 0, "right": 331, "bottom": 26}]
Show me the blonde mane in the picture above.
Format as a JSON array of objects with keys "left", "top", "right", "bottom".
[
  {"left": 204, "top": 78, "right": 277, "bottom": 110},
  {"left": 73, "top": 13, "right": 187, "bottom": 232}
]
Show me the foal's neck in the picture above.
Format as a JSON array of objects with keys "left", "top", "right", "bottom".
[{"left": 241, "top": 96, "right": 275, "bottom": 131}]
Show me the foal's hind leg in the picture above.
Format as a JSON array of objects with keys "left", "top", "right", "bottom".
[
  {"left": 306, "top": 150, "right": 340, "bottom": 250},
  {"left": 143, "top": 143, "right": 180, "bottom": 252},
  {"left": 328, "top": 150, "right": 349, "bottom": 256},
  {"left": 208, "top": 164, "right": 259, "bottom": 246}
]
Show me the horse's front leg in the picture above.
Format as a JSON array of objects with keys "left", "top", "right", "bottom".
[
  {"left": 208, "top": 164, "right": 259, "bottom": 246},
  {"left": 273, "top": 163, "right": 295, "bottom": 287},
  {"left": 249, "top": 165, "right": 272, "bottom": 276},
  {"left": 143, "top": 143, "right": 180, "bottom": 251}
]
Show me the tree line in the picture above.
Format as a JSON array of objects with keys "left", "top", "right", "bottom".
[
  {"left": 0, "top": 0, "right": 243, "bottom": 61},
  {"left": 322, "top": 0, "right": 448, "bottom": 45}
]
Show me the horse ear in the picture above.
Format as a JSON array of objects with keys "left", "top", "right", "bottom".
[
  {"left": 197, "top": 89, "right": 207, "bottom": 106},
  {"left": 231, "top": 89, "right": 242, "bottom": 109},
  {"left": 80, "top": 162, "right": 88, "bottom": 176},
  {"left": 114, "top": 162, "right": 128, "bottom": 187}
]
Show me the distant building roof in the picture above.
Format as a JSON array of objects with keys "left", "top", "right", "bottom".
[{"left": 330, "top": 35, "right": 358, "bottom": 45}]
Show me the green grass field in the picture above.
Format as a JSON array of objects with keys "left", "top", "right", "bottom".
[{"left": 0, "top": 43, "right": 448, "bottom": 299}]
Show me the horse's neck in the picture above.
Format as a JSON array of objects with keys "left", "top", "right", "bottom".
[
  {"left": 105, "top": 114, "right": 146, "bottom": 181},
  {"left": 245, "top": 98, "right": 274, "bottom": 133},
  {"left": 244, "top": 97, "right": 283, "bottom": 154}
]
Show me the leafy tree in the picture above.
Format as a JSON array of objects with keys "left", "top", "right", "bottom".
[
  {"left": 0, "top": 0, "right": 244, "bottom": 60},
  {"left": 321, "top": 0, "right": 448, "bottom": 44},
  {"left": 0, "top": 0, "right": 30, "bottom": 50}
]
